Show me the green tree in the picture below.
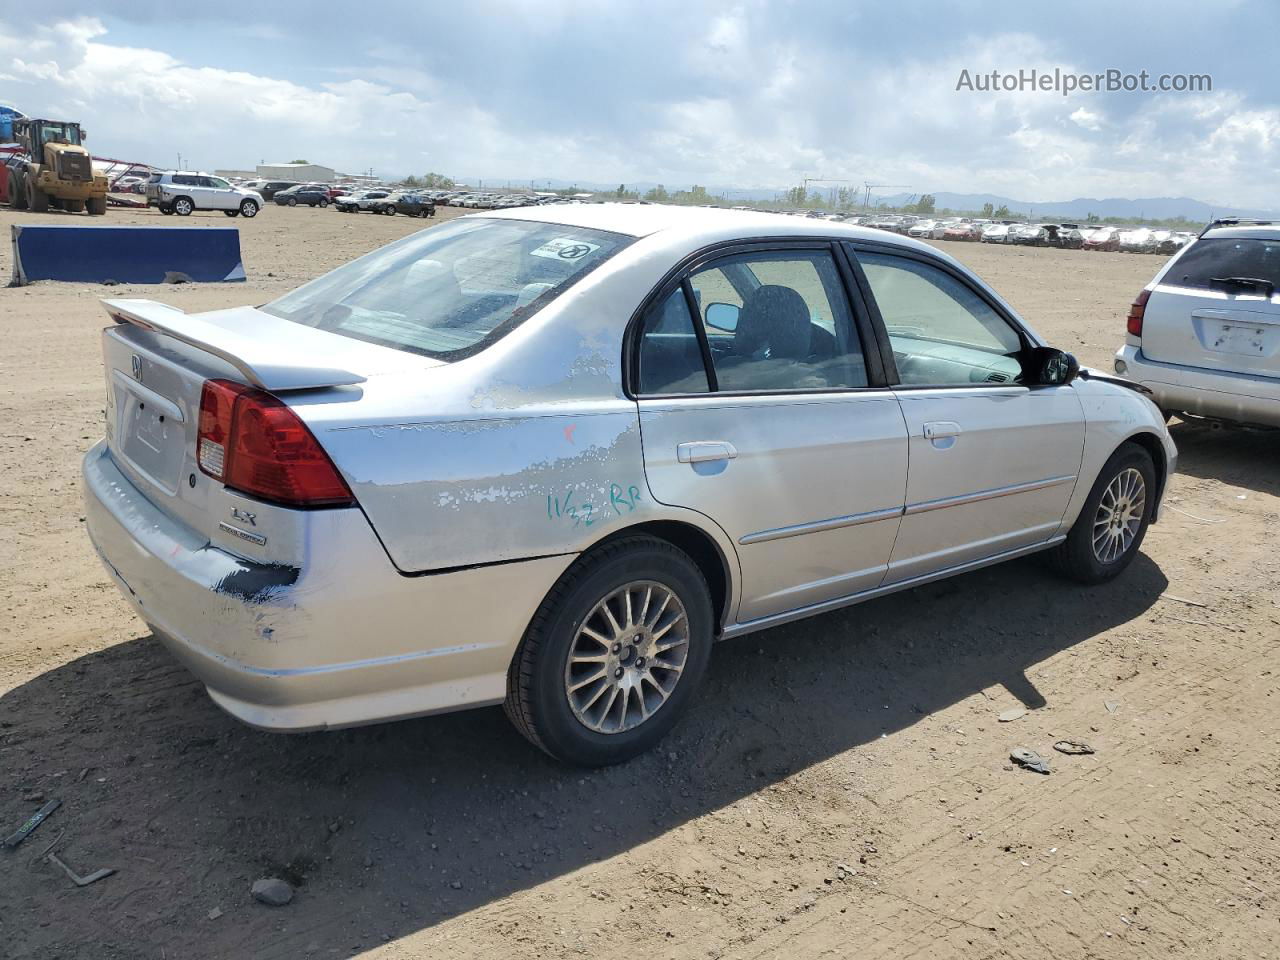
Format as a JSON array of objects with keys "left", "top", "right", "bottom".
[
  {"left": 993, "top": 204, "right": 1011, "bottom": 219},
  {"left": 422, "top": 172, "right": 456, "bottom": 189},
  {"left": 643, "top": 184, "right": 669, "bottom": 202},
  {"left": 784, "top": 184, "right": 807, "bottom": 207},
  {"left": 402, "top": 175, "right": 421, "bottom": 188},
  {"left": 616, "top": 183, "right": 627, "bottom": 198},
  {"left": 981, "top": 202, "right": 994, "bottom": 218},
  {"left": 914, "top": 194, "right": 936, "bottom": 215},
  {"left": 289, "top": 159, "right": 310, "bottom": 165}
]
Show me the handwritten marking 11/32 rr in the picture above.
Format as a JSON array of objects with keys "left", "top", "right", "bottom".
[{"left": 548, "top": 483, "right": 642, "bottom": 527}]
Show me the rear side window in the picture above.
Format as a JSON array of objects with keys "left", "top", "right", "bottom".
[
  {"left": 262, "top": 218, "right": 631, "bottom": 359},
  {"left": 637, "top": 288, "right": 710, "bottom": 394},
  {"left": 1163, "top": 237, "right": 1280, "bottom": 291}
]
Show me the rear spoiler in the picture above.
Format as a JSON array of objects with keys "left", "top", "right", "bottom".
[{"left": 102, "top": 298, "right": 367, "bottom": 392}]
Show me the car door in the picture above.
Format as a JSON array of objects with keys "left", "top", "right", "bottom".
[
  {"left": 635, "top": 242, "right": 909, "bottom": 624},
  {"left": 202, "top": 176, "right": 236, "bottom": 210},
  {"left": 846, "top": 243, "right": 1085, "bottom": 583}
]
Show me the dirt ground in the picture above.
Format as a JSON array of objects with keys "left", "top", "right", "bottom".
[{"left": 1, "top": 205, "right": 1277, "bottom": 960}]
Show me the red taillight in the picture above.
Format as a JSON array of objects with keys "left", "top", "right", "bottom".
[
  {"left": 1127, "top": 289, "right": 1150, "bottom": 337},
  {"left": 197, "top": 379, "right": 354, "bottom": 508}
]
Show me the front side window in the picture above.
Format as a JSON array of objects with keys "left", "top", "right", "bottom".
[
  {"left": 262, "top": 218, "right": 631, "bottom": 359},
  {"left": 856, "top": 250, "right": 1024, "bottom": 386},
  {"left": 686, "top": 250, "right": 868, "bottom": 392}
]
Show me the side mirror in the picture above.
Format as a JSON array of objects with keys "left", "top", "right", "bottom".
[
  {"left": 704, "top": 302, "right": 740, "bottom": 332},
  {"left": 1030, "top": 346, "right": 1079, "bottom": 385}
]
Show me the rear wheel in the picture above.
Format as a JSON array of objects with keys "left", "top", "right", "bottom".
[
  {"left": 240, "top": 199, "right": 259, "bottom": 218},
  {"left": 223, "top": 209, "right": 239, "bottom": 217},
  {"left": 505, "top": 536, "right": 713, "bottom": 766},
  {"left": 11, "top": 171, "right": 28, "bottom": 209},
  {"left": 86, "top": 195, "right": 107, "bottom": 216},
  {"left": 65, "top": 198, "right": 86, "bottom": 213},
  {"left": 173, "top": 196, "right": 194, "bottom": 216},
  {"left": 27, "top": 178, "right": 49, "bottom": 212},
  {"left": 319, "top": 199, "right": 328, "bottom": 208},
  {"left": 159, "top": 204, "right": 174, "bottom": 215},
  {"left": 1048, "top": 444, "right": 1155, "bottom": 584}
]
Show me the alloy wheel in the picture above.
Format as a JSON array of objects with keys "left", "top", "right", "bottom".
[
  {"left": 563, "top": 580, "right": 690, "bottom": 734},
  {"left": 1092, "top": 467, "right": 1146, "bottom": 564}
]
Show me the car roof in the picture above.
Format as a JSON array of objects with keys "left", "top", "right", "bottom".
[
  {"left": 475, "top": 202, "right": 945, "bottom": 252},
  {"left": 1202, "top": 224, "right": 1280, "bottom": 241}
]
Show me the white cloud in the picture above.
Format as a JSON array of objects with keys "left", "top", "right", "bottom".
[
  {"left": 2, "top": 13, "right": 1279, "bottom": 209},
  {"left": 1070, "top": 107, "right": 1103, "bottom": 131}
]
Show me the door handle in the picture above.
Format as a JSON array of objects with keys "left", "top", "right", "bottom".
[
  {"left": 677, "top": 441, "right": 738, "bottom": 464},
  {"left": 923, "top": 421, "right": 961, "bottom": 440}
]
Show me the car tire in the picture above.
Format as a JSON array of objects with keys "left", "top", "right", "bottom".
[
  {"left": 173, "top": 196, "right": 194, "bottom": 216},
  {"left": 240, "top": 199, "right": 259, "bottom": 218},
  {"left": 287, "top": 197, "right": 298, "bottom": 207},
  {"left": 1048, "top": 443, "right": 1156, "bottom": 585},
  {"left": 223, "top": 210, "right": 239, "bottom": 217},
  {"left": 159, "top": 204, "right": 174, "bottom": 215},
  {"left": 319, "top": 199, "right": 328, "bottom": 208},
  {"left": 504, "top": 535, "right": 714, "bottom": 766},
  {"left": 86, "top": 195, "right": 107, "bottom": 216},
  {"left": 384, "top": 206, "right": 396, "bottom": 215}
]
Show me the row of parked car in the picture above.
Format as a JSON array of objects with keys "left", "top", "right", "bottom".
[{"left": 839, "top": 213, "right": 1195, "bottom": 254}]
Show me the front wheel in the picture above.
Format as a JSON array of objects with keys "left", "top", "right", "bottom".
[
  {"left": 1048, "top": 444, "right": 1155, "bottom": 584},
  {"left": 319, "top": 199, "right": 328, "bottom": 208},
  {"left": 505, "top": 536, "right": 714, "bottom": 766},
  {"left": 287, "top": 197, "right": 298, "bottom": 207},
  {"left": 240, "top": 199, "right": 259, "bottom": 218}
]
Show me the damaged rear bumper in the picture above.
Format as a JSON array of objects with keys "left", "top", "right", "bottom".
[{"left": 81, "top": 441, "right": 572, "bottom": 731}]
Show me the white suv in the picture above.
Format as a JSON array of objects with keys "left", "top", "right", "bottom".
[
  {"left": 1115, "top": 220, "right": 1280, "bottom": 427},
  {"left": 145, "top": 172, "right": 264, "bottom": 218}
]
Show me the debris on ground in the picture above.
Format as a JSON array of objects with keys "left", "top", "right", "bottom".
[
  {"left": 1010, "top": 748, "right": 1051, "bottom": 775},
  {"left": 47, "top": 851, "right": 115, "bottom": 887},
  {"left": 251, "top": 878, "right": 293, "bottom": 906},
  {"left": 208, "top": 907, "right": 223, "bottom": 920},
  {"left": 1053, "top": 740, "right": 1096, "bottom": 755},
  {"left": 4, "top": 799, "right": 61, "bottom": 849},
  {"left": 998, "top": 707, "right": 1027, "bottom": 723},
  {"left": 1104, "top": 700, "right": 1121, "bottom": 714}
]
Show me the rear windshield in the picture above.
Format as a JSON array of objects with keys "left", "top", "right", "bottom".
[
  {"left": 1163, "top": 237, "right": 1280, "bottom": 291},
  {"left": 261, "top": 218, "right": 631, "bottom": 359}
]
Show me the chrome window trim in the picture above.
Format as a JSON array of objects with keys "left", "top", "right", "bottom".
[
  {"left": 903, "top": 474, "right": 1076, "bottom": 516},
  {"left": 739, "top": 506, "right": 904, "bottom": 545}
]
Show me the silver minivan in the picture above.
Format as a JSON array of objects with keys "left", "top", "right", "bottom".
[{"left": 1115, "top": 220, "right": 1280, "bottom": 426}]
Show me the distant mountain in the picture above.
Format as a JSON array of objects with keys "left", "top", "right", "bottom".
[
  {"left": 412, "top": 174, "right": 1275, "bottom": 223},
  {"left": 875, "top": 192, "right": 1280, "bottom": 222}
]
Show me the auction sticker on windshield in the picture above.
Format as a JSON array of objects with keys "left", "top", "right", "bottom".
[{"left": 530, "top": 237, "right": 601, "bottom": 262}]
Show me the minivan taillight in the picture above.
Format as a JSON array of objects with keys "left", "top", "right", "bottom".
[
  {"left": 1127, "top": 289, "right": 1151, "bottom": 337},
  {"left": 197, "top": 379, "right": 354, "bottom": 508}
]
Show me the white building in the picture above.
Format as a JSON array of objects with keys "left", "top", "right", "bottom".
[{"left": 255, "top": 162, "right": 335, "bottom": 183}]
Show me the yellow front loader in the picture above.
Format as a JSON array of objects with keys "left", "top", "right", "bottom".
[{"left": 9, "top": 117, "right": 108, "bottom": 215}]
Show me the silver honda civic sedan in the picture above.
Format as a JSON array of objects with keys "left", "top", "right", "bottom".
[{"left": 83, "top": 205, "right": 1176, "bottom": 765}]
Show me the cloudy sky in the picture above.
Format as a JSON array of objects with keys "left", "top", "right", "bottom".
[{"left": 2, "top": 1, "right": 1277, "bottom": 204}]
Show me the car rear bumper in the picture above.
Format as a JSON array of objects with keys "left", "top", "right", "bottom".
[
  {"left": 1114, "top": 345, "right": 1280, "bottom": 427},
  {"left": 82, "top": 441, "right": 572, "bottom": 731}
]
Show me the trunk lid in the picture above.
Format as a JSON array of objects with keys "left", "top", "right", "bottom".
[
  {"left": 1142, "top": 284, "right": 1280, "bottom": 379},
  {"left": 99, "top": 299, "right": 438, "bottom": 541}
]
